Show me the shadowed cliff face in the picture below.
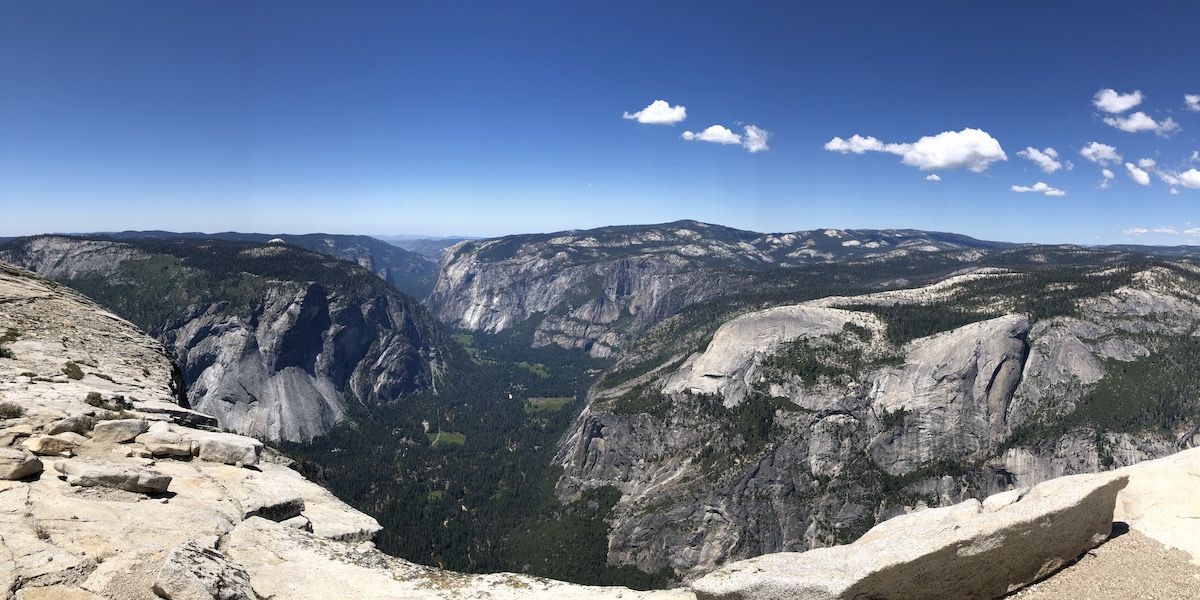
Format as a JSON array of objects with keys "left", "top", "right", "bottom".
[
  {"left": 555, "top": 264, "right": 1200, "bottom": 579},
  {"left": 429, "top": 221, "right": 1009, "bottom": 358},
  {"left": 0, "top": 236, "right": 453, "bottom": 442}
]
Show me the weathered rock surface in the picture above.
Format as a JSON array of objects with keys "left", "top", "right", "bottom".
[
  {"left": 0, "top": 448, "right": 42, "bottom": 480},
  {"left": 662, "top": 305, "right": 870, "bottom": 405},
  {"left": 152, "top": 540, "right": 255, "bottom": 600},
  {"left": 693, "top": 471, "right": 1127, "bottom": 599},
  {"left": 54, "top": 459, "right": 172, "bottom": 493},
  {"left": 134, "top": 430, "right": 194, "bottom": 457},
  {"left": 47, "top": 415, "right": 94, "bottom": 436},
  {"left": 22, "top": 434, "right": 80, "bottom": 456},
  {"left": 91, "top": 418, "right": 148, "bottom": 444}
]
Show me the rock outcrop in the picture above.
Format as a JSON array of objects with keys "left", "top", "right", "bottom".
[
  {"left": 430, "top": 221, "right": 1005, "bottom": 357},
  {"left": 692, "top": 472, "right": 1127, "bottom": 599},
  {"left": 691, "top": 446, "right": 1200, "bottom": 599},
  {"left": 557, "top": 264, "right": 1200, "bottom": 578},
  {"left": 0, "top": 237, "right": 454, "bottom": 442}
]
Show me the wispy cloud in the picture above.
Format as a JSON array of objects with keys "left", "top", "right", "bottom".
[
  {"left": 623, "top": 99, "right": 687, "bottom": 125},
  {"left": 825, "top": 128, "right": 1007, "bottom": 172},
  {"left": 1011, "top": 181, "right": 1066, "bottom": 197},
  {"left": 741, "top": 125, "right": 770, "bottom": 153},
  {"left": 1186, "top": 94, "right": 1200, "bottom": 112},
  {"left": 1103, "top": 111, "right": 1180, "bottom": 136},
  {"left": 925, "top": 174, "right": 941, "bottom": 182},
  {"left": 1017, "top": 147, "right": 1063, "bottom": 173},
  {"left": 682, "top": 124, "right": 771, "bottom": 153},
  {"left": 1123, "top": 227, "right": 1149, "bottom": 235},
  {"left": 1099, "top": 168, "right": 1115, "bottom": 189},
  {"left": 1093, "top": 89, "right": 1143, "bottom": 113},
  {"left": 1080, "top": 142, "right": 1122, "bottom": 165},
  {"left": 1125, "top": 162, "right": 1151, "bottom": 186}
]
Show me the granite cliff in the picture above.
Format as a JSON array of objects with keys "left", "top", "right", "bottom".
[
  {"left": 0, "top": 237, "right": 454, "bottom": 442},
  {"left": 429, "top": 221, "right": 1008, "bottom": 357},
  {"left": 556, "top": 262, "right": 1200, "bottom": 578}
]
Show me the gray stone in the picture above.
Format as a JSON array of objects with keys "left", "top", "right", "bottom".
[
  {"left": 91, "top": 418, "right": 149, "bottom": 443},
  {"left": 279, "top": 515, "right": 313, "bottom": 532},
  {"left": 0, "top": 447, "right": 42, "bottom": 479},
  {"left": 242, "top": 493, "right": 304, "bottom": 522},
  {"left": 54, "top": 459, "right": 171, "bottom": 494},
  {"left": 194, "top": 433, "right": 262, "bottom": 467},
  {"left": 46, "top": 415, "right": 94, "bottom": 435},
  {"left": 152, "top": 540, "right": 255, "bottom": 600},
  {"left": 21, "top": 434, "right": 79, "bottom": 456},
  {"left": 134, "top": 431, "right": 195, "bottom": 457}
]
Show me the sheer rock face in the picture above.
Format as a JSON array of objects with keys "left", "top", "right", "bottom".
[
  {"left": 157, "top": 280, "right": 444, "bottom": 442},
  {"left": 1, "top": 237, "right": 449, "bottom": 442},
  {"left": 429, "top": 222, "right": 1002, "bottom": 357},
  {"left": 0, "top": 261, "right": 685, "bottom": 600},
  {"left": 556, "top": 267, "right": 1200, "bottom": 579}
]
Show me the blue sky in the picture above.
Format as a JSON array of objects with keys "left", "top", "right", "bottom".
[{"left": 2, "top": 1, "right": 1199, "bottom": 244}]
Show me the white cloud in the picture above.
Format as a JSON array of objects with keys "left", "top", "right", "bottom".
[
  {"left": 741, "top": 125, "right": 770, "bottom": 153},
  {"left": 925, "top": 174, "right": 941, "bottom": 182},
  {"left": 1017, "top": 147, "right": 1063, "bottom": 173},
  {"left": 825, "top": 128, "right": 1006, "bottom": 172},
  {"left": 1125, "top": 162, "right": 1151, "bottom": 186},
  {"left": 682, "top": 125, "right": 740, "bottom": 145},
  {"left": 1186, "top": 227, "right": 1200, "bottom": 235},
  {"left": 623, "top": 100, "right": 687, "bottom": 125},
  {"left": 1093, "top": 89, "right": 1143, "bottom": 113},
  {"left": 824, "top": 134, "right": 884, "bottom": 154},
  {"left": 1102, "top": 168, "right": 1115, "bottom": 179},
  {"left": 1103, "top": 111, "right": 1180, "bottom": 136},
  {"left": 1080, "top": 142, "right": 1122, "bottom": 165},
  {"left": 1152, "top": 227, "right": 1179, "bottom": 235},
  {"left": 1192, "top": 150, "right": 1200, "bottom": 162},
  {"left": 1186, "top": 94, "right": 1200, "bottom": 112},
  {"left": 1180, "top": 168, "right": 1200, "bottom": 189},
  {"left": 683, "top": 124, "right": 771, "bottom": 153},
  {"left": 1124, "top": 227, "right": 1149, "bottom": 235},
  {"left": 1138, "top": 158, "right": 1157, "bottom": 168},
  {"left": 1157, "top": 170, "right": 1180, "bottom": 186},
  {"left": 1011, "top": 181, "right": 1066, "bottom": 197}
]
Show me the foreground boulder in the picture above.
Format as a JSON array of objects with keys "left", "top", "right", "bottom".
[
  {"left": 153, "top": 540, "right": 255, "bottom": 600},
  {"left": 21, "top": 434, "right": 80, "bottom": 456},
  {"left": 54, "top": 459, "right": 172, "bottom": 494},
  {"left": 46, "top": 415, "right": 94, "bottom": 435},
  {"left": 692, "top": 472, "right": 1128, "bottom": 600},
  {"left": 0, "top": 447, "right": 42, "bottom": 479},
  {"left": 91, "top": 418, "right": 149, "bottom": 443},
  {"left": 135, "top": 430, "right": 196, "bottom": 457},
  {"left": 190, "top": 431, "right": 263, "bottom": 466}
]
